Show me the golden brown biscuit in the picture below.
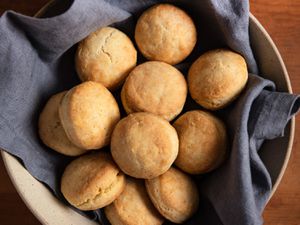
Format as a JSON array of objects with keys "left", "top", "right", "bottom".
[
  {"left": 59, "top": 81, "right": 120, "bottom": 150},
  {"left": 38, "top": 92, "right": 86, "bottom": 156},
  {"left": 121, "top": 61, "right": 187, "bottom": 121},
  {"left": 135, "top": 4, "right": 197, "bottom": 65},
  {"left": 188, "top": 49, "right": 248, "bottom": 110},
  {"left": 105, "top": 178, "right": 164, "bottom": 225},
  {"left": 61, "top": 152, "right": 126, "bottom": 211},
  {"left": 76, "top": 27, "right": 137, "bottom": 90},
  {"left": 173, "top": 110, "right": 227, "bottom": 174},
  {"left": 145, "top": 167, "right": 199, "bottom": 223},
  {"left": 111, "top": 112, "right": 178, "bottom": 179}
]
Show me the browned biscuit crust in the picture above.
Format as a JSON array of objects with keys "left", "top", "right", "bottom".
[
  {"left": 59, "top": 81, "right": 120, "bottom": 150},
  {"left": 76, "top": 27, "right": 137, "bottom": 90},
  {"left": 173, "top": 110, "right": 227, "bottom": 174},
  {"left": 188, "top": 49, "right": 248, "bottom": 110},
  {"left": 105, "top": 178, "right": 164, "bottom": 225},
  {"left": 38, "top": 91, "right": 86, "bottom": 156},
  {"left": 61, "top": 152, "right": 126, "bottom": 211},
  {"left": 135, "top": 4, "right": 197, "bottom": 65},
  {"left": 121, "top": 61, "right": 187, "bottom": 121},
  {"left": 146, "top": 167, "right": 199, "bottom": 223},
  {"left": 111, "top": 112, "right": 178, "bottom": 179}
]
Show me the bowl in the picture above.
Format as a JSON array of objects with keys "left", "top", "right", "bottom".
[{"left": 1, "top": 1, "right": 295, "bottom": 224}]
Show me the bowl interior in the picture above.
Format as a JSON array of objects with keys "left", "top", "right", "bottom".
[
  {"left": 249, "top": 15, "right": 294, "bottom": 195},
  {"left": 1, "top": 2, "right": 294, "bottom": 225}
]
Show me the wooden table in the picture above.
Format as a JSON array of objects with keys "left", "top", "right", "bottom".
[{"left": 0, "top": 0, "right": 299, "bottom": 224}]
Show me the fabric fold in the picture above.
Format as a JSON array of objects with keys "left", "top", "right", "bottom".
[
  {"left": 1, "top": 0, "right": 131, "bottom": 61},
  {"left": 249, "top": 90, "right": 300, "bottom": 139}
]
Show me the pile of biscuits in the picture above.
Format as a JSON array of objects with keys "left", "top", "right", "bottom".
[{"left": 39, "top": 3, "right": 248, "bottom": 225}]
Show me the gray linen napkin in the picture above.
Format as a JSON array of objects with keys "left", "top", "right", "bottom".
[{"left": 0, "top": 0, "right": 299, "bottom": 225}]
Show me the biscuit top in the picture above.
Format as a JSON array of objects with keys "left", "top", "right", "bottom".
[
  {"left": 173, "top": 110, "right": 227, "bottom": 174},
  {"left": 38, "top": 91, "right": 86, "bottom": 156},
  {"left": 61, "top": 152, "right": 125, "bottom": 210},
  {"left": 135, "top": 4, "right": 197, "bottom": 65},
  {"left": 105, "top": 178, "right": 164, "bottom": 225},
  {"left": 121, "top": 61, "right": 187, "bottom": 121},
  {"left": 111, "top": 112, "right": 179, "bottom": 179},
  {"left": 59, "top": 81, "right": 120, "bottom": 149},
  {"left": 146, "top": 167, "right": 199, "bottom": 223},
  {"left": 188, "top": 49, "right": 248, "bottom": 110},
  {"left": 76, "top": 27, "right": 137, "bottom": 90}
]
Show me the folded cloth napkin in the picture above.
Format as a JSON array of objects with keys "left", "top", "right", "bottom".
[{"left": 0, "top": 0, "right": 299, "bottom": 225}]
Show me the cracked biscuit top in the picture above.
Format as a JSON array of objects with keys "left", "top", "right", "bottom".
[
  {"left": 75, "top": 27, "right": 137, "bottom": 90},
  {"left": 121, "top": 61, "right": 187, "bottom": 121},
  {"left": 135, "top": 4, "right": 197, "bottom": 65},
  {"left": 61, "top": 152, "right": 126, "bottom": 211}
]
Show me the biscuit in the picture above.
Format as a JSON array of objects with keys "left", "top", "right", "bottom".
[
  {"left": 121, "top": 61, "right": 187, "bottom": 121},
  {"left": 111, "top": 112, "right": 178, "bottom": 179},
  {"left": 173, "top": 110, "right": 227, "bottom": 174},
  {"left": 59, "top": 81, "right": 120, "bottom": 150},
  {"left": 135, "top": 4, "right": 197, "bottom": 65},
  {"left": 145, "top": 167, "right": 199, "bottom": 223},
  {"left": 38, "top": 92, "right": 86, "bottom": 156},
  {"left": 105, "top": 178, "right": 164, "bottom": 225},
  {"left": 188, "top": 49, "right": 248, "bottom": 110},
  {"left": 61, "top": 152, "right": 126, "bottom": 211},
  {"left": 76, "top": 27, "right": 137, "bottom": 90}
]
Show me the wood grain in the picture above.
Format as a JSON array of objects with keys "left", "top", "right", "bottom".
[
  {"left": 250, "top": 1, "right": 300, "bottom": 224},
  {"left": 0, "top": 0, "right": 299, "bottom": 224}
]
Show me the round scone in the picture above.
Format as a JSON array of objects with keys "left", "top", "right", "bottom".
[
  {"left": 173, "top": 110, "right": 227, "bottom": 174},
  {"left": 76, "top": 27, "right": 137, "bottom": 90},
  {"left": 111, "top": 112, "right": 178, "bottom": 179},
  {"left": 145, "top": 167, "right": 199, "bottom": 223},
  {"left": 188, "top": 49, "right": 248, "bottom": 110},
  {"left": 38, "top": 92, "right": 86, "bottom": 156},
  {"left": 59, "top": 81, "right": 120, "bottom": 150},
  {"left": 135, "top": 4, "right": 197, "bottom": 65},
  {"left": 121, "top": 61, "right": 187, "bottom": 121},
  {"left": 61, "top": 152, "right": 125, "bottom": 211},
  {"left": 105, "top": 178, "right": 164, "bottom": 225}
]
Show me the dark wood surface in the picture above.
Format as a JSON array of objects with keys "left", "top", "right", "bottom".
[{"left": 0, "top": 0, "right": 299, "bottom": 224}]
